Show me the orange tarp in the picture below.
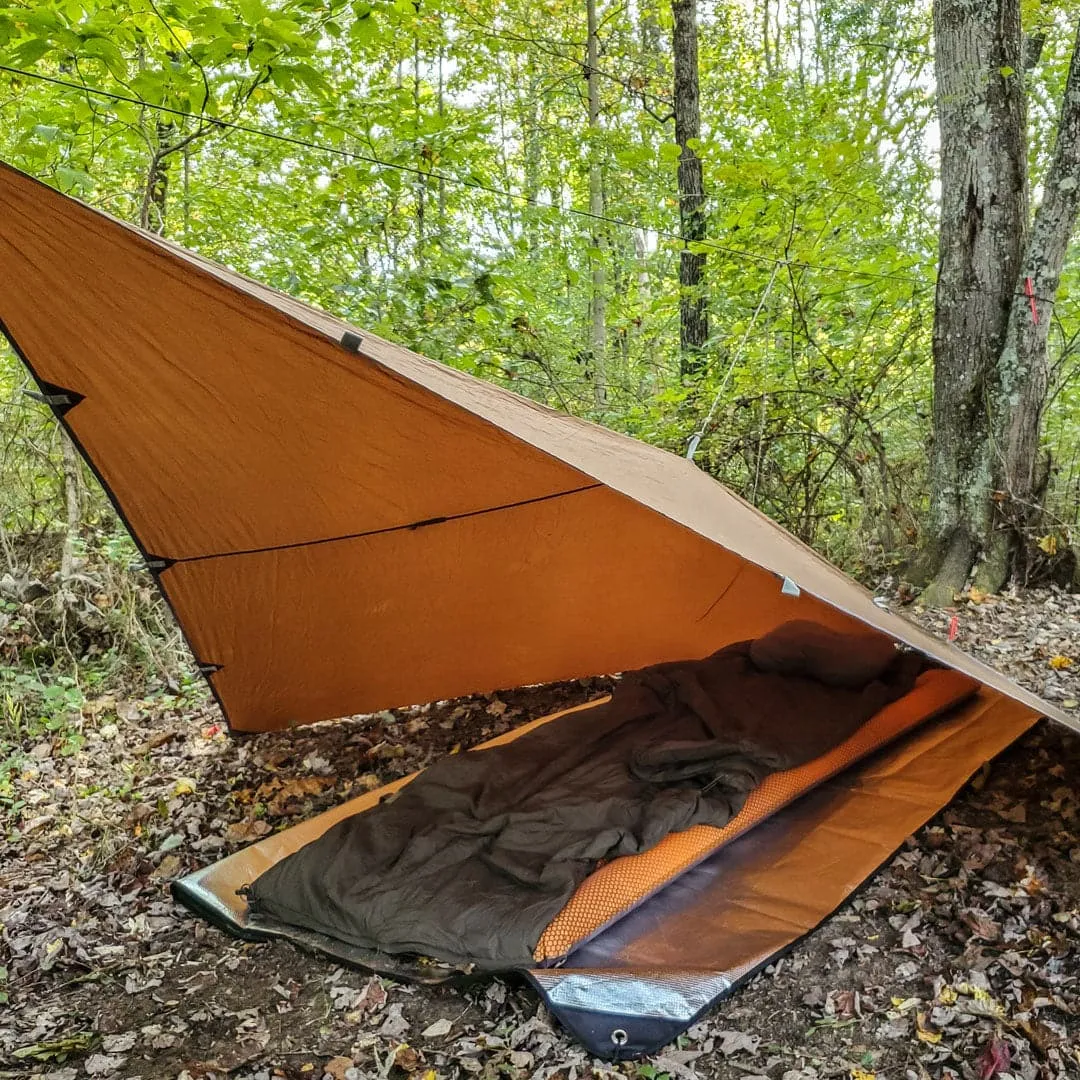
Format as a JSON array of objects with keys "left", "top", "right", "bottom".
[{"left": 0, "top": 160, "right": 1071, "bottom": 736}]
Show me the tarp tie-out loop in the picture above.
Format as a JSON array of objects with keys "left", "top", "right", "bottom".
[
  {"left": 23, "top": 381, "right": 84, "bottom": 415},
  {"left": 26, "top": 389, "right": 73, "bottom": 406},
  {"left": 686, "top": 259, "right": 786, "bottom": 464}
]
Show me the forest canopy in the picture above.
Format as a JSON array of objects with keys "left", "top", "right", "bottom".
[{"left": 1, "top": 0, "right": 1079, "bottom": 621}]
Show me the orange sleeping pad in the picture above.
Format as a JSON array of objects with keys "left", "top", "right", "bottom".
[{"left": 534, "top": 666, "right": 978, "bottom": 963}]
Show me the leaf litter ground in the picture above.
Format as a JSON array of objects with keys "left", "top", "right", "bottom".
[{"left": 1, "top": 588, "right": 1078, "bottom": 1080}]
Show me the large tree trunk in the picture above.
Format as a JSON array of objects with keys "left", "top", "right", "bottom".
[
  {"left": 672, "top": 0, "right": 708, "bottom": 377},
  {"left": 919, "top": 3, "right": 1080, "bottom": 605},
  {"left": 917, "top": 0, "right": 1027, "bottom": 606},
  {"left": 586, "top": 0, "right": 607, "bottom": 407}
]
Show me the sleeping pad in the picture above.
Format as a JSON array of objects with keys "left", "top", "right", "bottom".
[{"left": 246, "top": 621, "right": 930, "bottom": 967}]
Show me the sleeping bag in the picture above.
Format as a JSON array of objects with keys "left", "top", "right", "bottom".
[{"left": 246, "top": 621, "right": 929, "bottom": 967}]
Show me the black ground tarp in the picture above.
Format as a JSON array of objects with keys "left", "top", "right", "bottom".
[{"left": 247, "top": 622, "right": 928, "bottom": 968}]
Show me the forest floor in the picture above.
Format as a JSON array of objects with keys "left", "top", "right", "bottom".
[{"left": 1, "top": 589, "right": 1079, "bottom": 1080}]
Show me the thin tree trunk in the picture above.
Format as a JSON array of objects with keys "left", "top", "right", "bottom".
[
  {"left": 587, "top": 0, "right": 607, "bottom": 407},
  {"left": 413, "top": 22, "right": 425, "bottom": 262},
  {"left": 56, "top": 432, "right": 82, "bottom": 615},
  {"left": 672, "top": 0, "right": 708, "bottom": 377},
  {"left": 182, "top": 143, "right": 191, "bottom": 245},
  {"left": 917, "top": 0, "right": 1027, "bottom": 606},
  {"left": 761, "top": 0, "right": 774, "bottom": 76},
  {"left": 523, "top": 64, "right": 542, "bottom": 262},
  {"left": 437, "top": 44, "right": 446, "bottom": 231},
  {"left": 140, "top": 121, "right": 174, "bottom": 234}
]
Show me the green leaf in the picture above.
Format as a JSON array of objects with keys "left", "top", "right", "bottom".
[
  {"left": 11, "top": 37, "right": 53, "bottom": 66},
  {"left": 999, "top": 65, "right": 1015, "bottom": 78},
  {"left": 79, "top": 36, "right": 128, "bottom": 80}
]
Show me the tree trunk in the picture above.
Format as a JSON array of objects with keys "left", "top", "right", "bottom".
[
  {"left": 983, "top": 20, "right": 1080, "bottom": 589},
  {"left": 587, "top": 0, "right": 607, "bottom": 407},
  {"left": 437, "top": 44, "right": 446, "bottom": 231},
  {"left": 55, "top": 431, "right": 83, "bottom": 615},
  {"left": 919, "top": 4, "right": 1080, "bottom": 604},
  {"left": 413, "top": 22, "right": 425, "bottom": 262},
  {"left": 523, "top": 63, "right": 542, "bottom": 262},
  {"left": 918, "top": 0, "right": 1027, "bottom": 606},
  {"left": 140, "top": 121, "right": 175, "bottom": 234},
  {"left": 672, "top": 0, "right": 708, "bottom": 377}
]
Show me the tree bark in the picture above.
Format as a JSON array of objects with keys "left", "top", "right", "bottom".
[
  {"left": 587, "top": 0, "right": 607, "bottom": 406},
  {"left": 55, "top": 431, "right": 83, "bottom": 615},
  {"left": 920, "top": 3, "right": 1080, "bottom": 604},
  {"left": 981, "top": 20, "right": 1080, "bottom": 589},
  {"left": 523, "top": 62, "right": 542, "bottom": 261},
  {"left": 672, "top": 0, "right": 708, "bottom": 377},
  {"left": 918, "top": 0, "right": 1027, "bottom": 606},
  {"left": 141, "top": 121, "right": 175, "bottom": 234},
  {"left": 413, "top": 20, "right": 425, "bottom": 262}
]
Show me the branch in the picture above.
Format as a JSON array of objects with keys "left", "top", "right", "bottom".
[{"left": 1023, "top": 20, "right": 1080, "bottom": 301}]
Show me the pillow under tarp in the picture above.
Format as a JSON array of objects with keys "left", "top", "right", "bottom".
[{"left": 750, "top": 618, "right": 900, "bottom": 687}]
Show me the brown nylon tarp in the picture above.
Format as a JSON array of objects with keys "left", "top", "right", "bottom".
[{"left": 0, "top": 160, "right": 1073, "bottom": 735}]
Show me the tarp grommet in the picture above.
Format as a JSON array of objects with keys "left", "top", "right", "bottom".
[{"left": 610, "top": 1029, "right": 628, "bottom": 1047}]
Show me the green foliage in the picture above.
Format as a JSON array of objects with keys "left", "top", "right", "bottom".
[
  {"left": 0, "top": 669, "right": 85, "bottom": 819},
  {"left": 0, "top": 0, "right": 1077, "bottom": 610}
]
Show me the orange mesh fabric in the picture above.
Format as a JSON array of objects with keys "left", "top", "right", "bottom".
[{"left": 533, "top": 668, "right": 978, "bottom": 963}]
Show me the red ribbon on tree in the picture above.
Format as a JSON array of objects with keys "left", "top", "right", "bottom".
[{"left": 1025, "top": 277, "right": 1038, "bottom": 324}]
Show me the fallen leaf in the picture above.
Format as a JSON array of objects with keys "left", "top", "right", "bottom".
[
  {"left": 152, "top": 854, "right": 181, "bottom": 879},
  {"left": 100, "top": 1033, "right": 137, "bottom": 1054},
  {"left": 716, "top": 1030, "right": 760, "bottom": 1056},
  {"left": 962, "top": 909, "right": 1001, "bottom": 941},
  {"left": 915, "top": 1011, "right": 942, "bottom": 1044},
  {"left": 85, "top": 1054, "right": 127, "bottom": 1076},
  {"left": 1016, "top": 1018, "right": 1060, "bottom": 1054},
  {"left": 379, "top": 1002, "right": 409, "bottom": 1039},
  {"left": 1049, "top": 654, "right": 1074, "bottom": 670},
  {"left": 421, "top": 1018, "right": 452, "bottom": 1038},
  {"left": 977, "top": 1036, "right": 1011, "bottom": 1080},
  {"left": 393, "top": 1044, "right": 420, "bottom": 1073},
  {"left": 226, "top": 819, "right": 272, "bottom": 842},
  {"left": 354, "top": 976, "right": 387, "bottom": 1015}
]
